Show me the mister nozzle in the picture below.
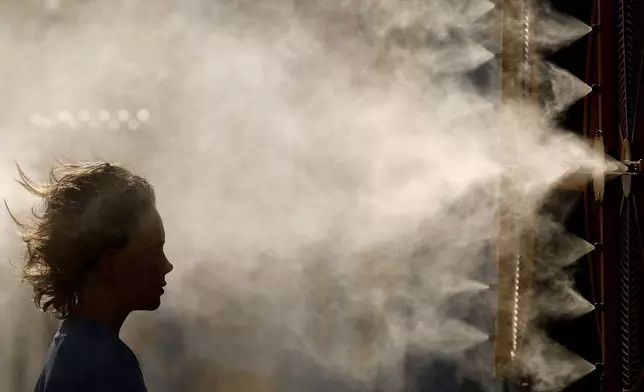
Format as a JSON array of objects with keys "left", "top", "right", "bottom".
[{"left": 622, "top": 159, "right": 643, "bottom": 175}]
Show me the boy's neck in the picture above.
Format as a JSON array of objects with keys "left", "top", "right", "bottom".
[{"left": 72, "top": 295, "right": 130, "bottom": 336}]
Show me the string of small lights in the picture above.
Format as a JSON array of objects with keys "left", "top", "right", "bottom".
[{"left": 28, "top": 109, "right": 150, "bottom": 131}]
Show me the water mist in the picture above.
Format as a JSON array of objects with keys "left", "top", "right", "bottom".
[{"left": 0, "top": 0, "right": 604, "bottom": 391}]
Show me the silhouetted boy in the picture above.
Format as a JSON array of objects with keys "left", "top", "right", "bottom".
[{"left": 9, "top": 162, "right": 173, "bottom": 392}]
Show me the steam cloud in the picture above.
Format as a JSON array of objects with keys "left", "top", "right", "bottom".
[{"left": 0, "top": 0, "right": 603, "bottom": 391}]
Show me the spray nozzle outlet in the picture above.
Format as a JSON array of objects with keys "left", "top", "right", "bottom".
[{"left": 622, "top": 159, "right": 643, "bottom": 175}]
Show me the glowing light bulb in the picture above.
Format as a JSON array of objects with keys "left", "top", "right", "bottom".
[
  {"left": 58, "top": 111, "right": 72, "bottom": 122},
  {"left": 136, "top": 109, "right": 150, "bottom": 122},
  {"left": 98, "top": 110, "right": 110, "bottom": 121},
  {"left": 41, "top": 118, "right": 52, "bottom": 130},
  {"left": 45, "top": 0, "right": 61, "bottom": 11},
  {"left": 117, "top": 110, "right": 130, "bottom": 121},
  {"left": 29, "top": 114, "right": 42, "bottom": 127},
  {"left": 128, "top": 119, "right": 141, "bottom": 130},
  {"left": 78, "top": 110, "right": 91, "bottom": 122}
]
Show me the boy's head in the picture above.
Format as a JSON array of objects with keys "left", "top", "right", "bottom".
[{"left": 10, "top": 161, "right": 173, "bottom": 319}]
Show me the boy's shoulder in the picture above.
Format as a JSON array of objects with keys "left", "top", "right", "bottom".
[{"left": 35, "top": 317, "right": 146, "bottom": 392}]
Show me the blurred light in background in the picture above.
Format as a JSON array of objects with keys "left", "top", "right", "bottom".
[
  {"left": 27, "top": 109, "right": 150, "bottom": 132},
  {"left": 117, "top": 110, "right": 130, "bottom": 121},
  {"left": 137, "top": 109, "right": 150, "bottom": 122},
  {"left": 68, "top": 118, "right": 79, "bottom": 130},
  {"left": 98, "top": 110, "right": 111, "bottom": 122},
  {"left": 57, "top": 111, "right": 71, "bottom": 123},
  {"left": 78, "top": 110, "right": 91, "bottom": 122},
  {"left": 109, "top": 119, "right": 121, "bottom": 131},
  {"left": 128, "top": 119, "right": 141, "bottom": 131},
  {"left": 28, "top": 114, "right": 42, "bottom": 127},
  {"left": 44, "top": 0, "right": 61, "bottom": 11}
]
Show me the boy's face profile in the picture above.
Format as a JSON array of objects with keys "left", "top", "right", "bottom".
[{"left": 109, "top": 208, "right": 174, "bottom": 312}]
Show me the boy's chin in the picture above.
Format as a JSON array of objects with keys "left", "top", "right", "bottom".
[
  {"left": 134, "top": 297, "right": 162, "bottom": 312},
  {"left": 146, "top": 298, "right": 162, "bottom": 311}
]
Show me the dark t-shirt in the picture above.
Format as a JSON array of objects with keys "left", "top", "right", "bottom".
[{"left": 35, "top": 316, "right": 147, "bottom": 392}]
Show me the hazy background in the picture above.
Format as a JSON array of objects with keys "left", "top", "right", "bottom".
[{"left": 0, "top": 0, "right": 602, "bottom": 391}]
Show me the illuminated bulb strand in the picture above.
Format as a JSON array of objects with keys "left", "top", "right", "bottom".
[
  {"left": 28, "top": 109, "right": 150, "bottom": 131},
  {"left": 510, "top": 253, "right": 522, "bottom": 359},
  {"left": 523, "top": 10, "right": 530, "bottom": 64},
  {"left": 520, "top": 1, "right": 532, "bottom": 92}
]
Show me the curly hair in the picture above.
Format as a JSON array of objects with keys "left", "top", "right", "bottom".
[{"left": 7, "top": 161, "right": 156, "bottom": 319}]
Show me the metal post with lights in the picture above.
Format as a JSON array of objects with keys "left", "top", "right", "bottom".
[{"left": 494, "top": 0, "right": 539, "bottom": 385}]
